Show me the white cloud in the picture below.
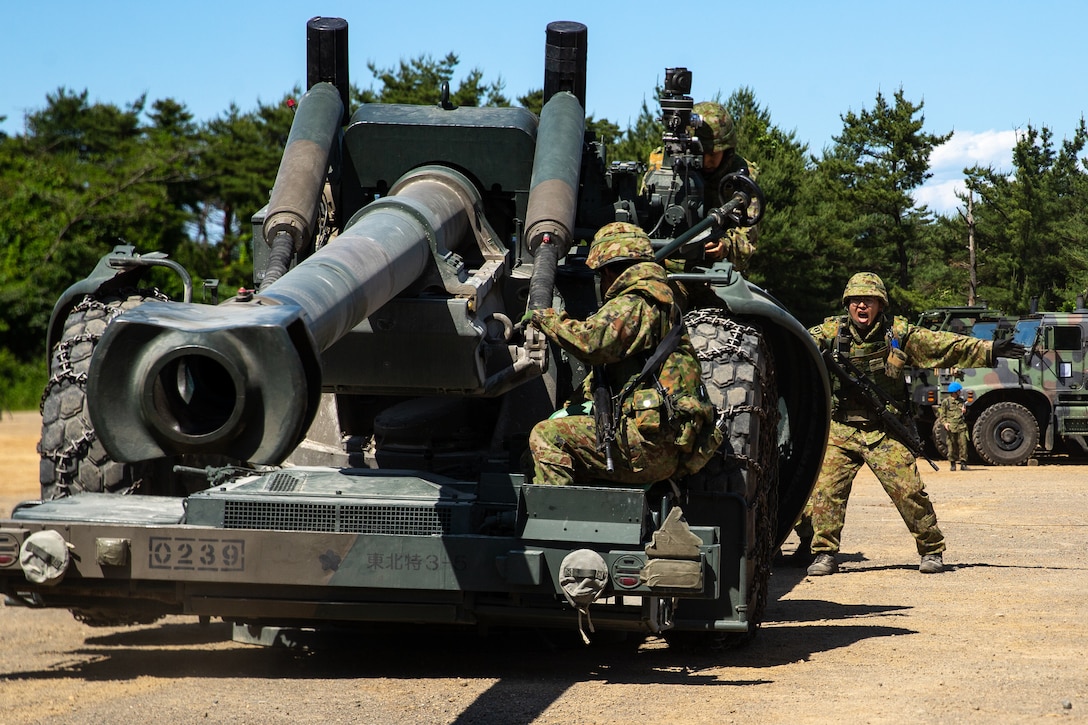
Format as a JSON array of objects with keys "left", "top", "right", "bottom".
[
  {"left": 915, "top": 129, "right": 1018, "bottom": 215},
  {"left": 914, "top": 178, "right": 967, "bottom": 215},
  {"left": 929, "top": 129, "right": 1018, "bottom": 172}
]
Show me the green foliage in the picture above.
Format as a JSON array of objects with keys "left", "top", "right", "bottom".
[
  {"left": 0, "top": 348, "right": 45, "bottom": 412},
  {"left": 196, "top": 94, "right": 295, "bottom": 292},
  {"left": 816, "top": 88, "right": 951, "bottom": 305},
  {"left": 904, "top": 214, "right": 979, "bottom": 309},
  {"left": 358, "top": 54, "right": 508, "bottom": 107},
  {"left": 610, "top": 97, "right": 663, "bottom": 165},
  {"left": 965, "top": 120, "right": 1088, "bottom": 313},
  {"left": 724, "top": 88, "right": 836, "bottom": 323},
  {"left": 0, "top": 89, "right": 201, "bottom": 370}
]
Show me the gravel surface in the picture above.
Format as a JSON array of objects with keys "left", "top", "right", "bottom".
[{"left": 1, "top": 409, "right": 1086, "bottom": 724}]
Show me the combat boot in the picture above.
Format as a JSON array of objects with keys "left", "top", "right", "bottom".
[
  {"left": 949, "top": 462, "right": 956, "bottom": 471},
  {"left": 959, "top": 463, "right": 970, "bottom": 471},
  {"left": 807, "top": 553, "right": 838, "bottom": 576},
  {"left": 919, "top": 553, "right": 944, "bottom": 574}
]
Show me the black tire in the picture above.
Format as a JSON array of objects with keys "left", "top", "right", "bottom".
[
  {"left": 38, "top": 292, "right": 164, "bottom": 499},
  {"left": 665, "top": 309, "right": 779, "bottom": 652},
  {"left": 971, "top": 401, "right": 1039, "bottom": 466},
  {"left": 931, "top": 419, "right": 950, "bottom": 460}
]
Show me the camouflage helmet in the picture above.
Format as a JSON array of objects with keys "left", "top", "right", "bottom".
[
  {"left": 841, "top": 272, "right": 888, "bottom": 306},
  {"left": 693, "top": 101, "right": 737, "bottom": 154},
  {"left": 585, "top": 222, "right": 655, "bottom": 270}
]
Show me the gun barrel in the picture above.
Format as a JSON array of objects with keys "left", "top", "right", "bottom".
[
  {"left": 260, "top": 167, "right": 471, "bottom": 351},
  {"left": 262, "top": 82, "right": 344, "bottom": 255},
  {"left": 524, "top": 91, "right": 585, "bottom": 310},
  {"left": 87, "top": 166, "right": 480, "bottom": 464}
]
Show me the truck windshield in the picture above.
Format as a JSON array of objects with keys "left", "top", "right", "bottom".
[{"left": 1013, "top": 320, "right": 1041, "bottom": 347}]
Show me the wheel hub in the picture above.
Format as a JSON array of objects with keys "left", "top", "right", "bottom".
[{"left": 996, "top": 423, "right": 1024, "bottom": 449}]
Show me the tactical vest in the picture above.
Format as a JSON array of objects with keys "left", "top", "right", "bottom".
[
  {"left": 831, "top": 315, "right": 911, "bottom": 421},
  {"left": 597, "top": 291, "right": 714, "bottom": 462},
  {"left": 603, "top": 291, "right": 691, "bottom": 400},
  {"left": 596, "top": 293, "right": 673, "bottom": 395}
]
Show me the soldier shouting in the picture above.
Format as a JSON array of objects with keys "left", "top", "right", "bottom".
[{"left": 797, "top": 272, "right": 1025, "bottom": 575}]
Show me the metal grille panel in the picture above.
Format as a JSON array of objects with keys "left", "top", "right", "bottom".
[
  {"left": 1064, "top": 418, "right": 1088, "bottom": 433},
  {"left": 221, "top": 500, "right": 453, "bottom": 534},
  {"left": 265, "top": 472, "right": 302, "bottom": 492}
]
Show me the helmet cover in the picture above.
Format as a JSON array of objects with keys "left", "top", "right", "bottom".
[
  {"left": 586, "top": 222, "right": 655, "bottom": 270},
  {"left": 693, "top": 101, "right": 737, "bottom": 154},
  {"left": 842, "top": 272, "right": 889, "bottom": 306}
]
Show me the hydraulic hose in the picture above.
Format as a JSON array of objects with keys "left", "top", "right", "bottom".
[{"left": 527, "top": 236, "right": 560, "bottom": 310}]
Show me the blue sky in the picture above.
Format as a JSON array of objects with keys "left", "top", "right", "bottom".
[{"left": 3, "top": 1, "right": 1085, "bottom": 215}]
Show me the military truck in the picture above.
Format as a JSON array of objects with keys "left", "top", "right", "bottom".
[
  {"left": 912, "top": 305, "right": 1012, "bottom": 340},
  {"left": 0, "top": 17, "right": 830, "bottom": 650},
  {"left": 918, "top": 309, "right": 1088, "bottom": 466},
  {"left": 908, "top": 306, "right": 1009, "bottom": 428}
]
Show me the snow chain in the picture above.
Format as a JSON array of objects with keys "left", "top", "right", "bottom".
[
  {"left": 37, "top": 291, "right": 167, "bottom": 494},
  {"left": 684, "top": 309, "right": 777, "bottom": 480}
]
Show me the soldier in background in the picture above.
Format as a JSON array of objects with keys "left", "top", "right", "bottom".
[
  {"left": 525, "top": 223, "right": 714, "bottom": 487},
  {"left": 797, "top": 272, "right": 1026, "bottom": 575},
  {"left": 690, "top": 101, "right": 759, "bottom": 271},
  {"left": 648, "top": 101, "right": 761, "bottom": 313},
  {"left": 645, "top": 101, "right": 760, "bottom": 273},
  {"left": 937, "top": 381, "right": 971, "bottom": 471}
]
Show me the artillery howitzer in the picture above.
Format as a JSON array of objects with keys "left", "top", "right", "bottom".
[{"left": 3, "top": 17, "right": 829, "bottom": 649}]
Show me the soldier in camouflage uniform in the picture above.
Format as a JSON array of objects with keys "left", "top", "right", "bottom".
[
  {"left": 691, "top": 101, "right": 759, "bottom": 271},
  {"left": 645, "top": 102, "right": 759, "bottom": 273},
  {"left": 526, "top": 223, "right": 715, "bottom": 486},
  {"left": 937, "top": 381, "right": 970, "bottom": 471},
  {"left": 798, "top": 272, "right": 1025, "bottom": 575}
]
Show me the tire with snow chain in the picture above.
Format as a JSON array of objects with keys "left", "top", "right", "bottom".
[
  {"left": 664, "top": 309, "right": 780, "bottom": 652},
  {"left": 38, "top": 291, "right": 166, "bottom": 500}
]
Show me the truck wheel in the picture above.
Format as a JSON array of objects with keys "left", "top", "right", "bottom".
[
  {"left": 931, "top": 420, "right": 950, "bottom": 460},
  {"left": 38, "top": 292, "right": 164, "bottom": 499},
  {"left": 971, "top": 401, "right": 1039, "bottom": 466},
  {"left": 665, "top": 309, "right": 779, "bottom": 652}
]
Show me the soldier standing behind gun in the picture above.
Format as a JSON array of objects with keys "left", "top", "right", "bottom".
[
  {"left": 691, "top": 101, "right": 759, "bottom": 271},
  {"left": 648, "top": 101, "right": 761, "bottom": 315},
  {"left": 645, "top": 101, "right": 759, "bottom": 272},
  {"left": 937, "top": 381, "right": 971, "bottom": 471},
  {"left": 797, "top": 272, "right": 1026, "bottom": 575},
  {"left": 525, "top": 223, "right": 714, "bottom": 487}
]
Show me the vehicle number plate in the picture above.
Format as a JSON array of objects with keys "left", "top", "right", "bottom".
[{"left": 148, "top": 536, "right": 245, "bottom": 572}]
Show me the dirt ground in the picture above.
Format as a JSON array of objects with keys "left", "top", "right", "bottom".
[{"left": 1, "top": 408, "right": 1086, "bottom": 724}]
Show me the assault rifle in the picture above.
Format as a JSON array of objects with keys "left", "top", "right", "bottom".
[
  {"left": 821, "top": 348, "right": 940, "bottom": 471},
  {"left": 592, "top": 365, "right": 616, "bottom": 472}
]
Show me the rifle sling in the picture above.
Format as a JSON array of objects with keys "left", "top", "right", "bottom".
[{"left": 615, "top": 309, "right": 685, "bottom": 412}]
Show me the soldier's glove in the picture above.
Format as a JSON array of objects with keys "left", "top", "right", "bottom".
[
  {"left": 520, "top": 309, "right": 536, "bottom": 327},
  {"left": 992, "top": 338, "right": 1027, "bottom": 359}
]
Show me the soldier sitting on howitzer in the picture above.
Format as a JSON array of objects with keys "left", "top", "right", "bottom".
[
  {"left": 794, "top": 272, "right": 1026, "bottom": 575},
  {"left": 523, "top": 223, "right": 718, "bottom": 487}
]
